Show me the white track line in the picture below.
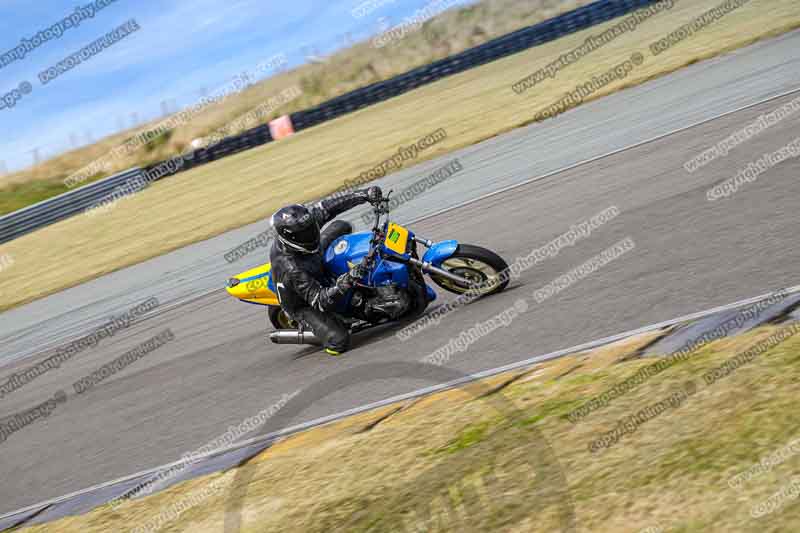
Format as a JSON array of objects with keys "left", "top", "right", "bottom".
[{"left": 3, "top": 283, "right": 799, "bottom": 523}]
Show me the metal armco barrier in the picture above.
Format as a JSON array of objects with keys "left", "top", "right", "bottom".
[
  {"left": 178, "top": 125, "right": 273, "bottom": 172},
  {"left": 0, "top": 168, "right": 143, "bottom": 245},
  {"left": 3, "top": 0, "right": 662, "bottom": 244},
  {"left": 290, "top": 0, "right": 663, "bottom": 130}
]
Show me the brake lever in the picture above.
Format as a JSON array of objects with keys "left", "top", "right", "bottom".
[{"left": 376, "top": 189, "right": 392, "bottom": 211}]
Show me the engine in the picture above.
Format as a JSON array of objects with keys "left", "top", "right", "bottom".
[{"left": 357, "top": 284, "right": 411, "bottom": 321}]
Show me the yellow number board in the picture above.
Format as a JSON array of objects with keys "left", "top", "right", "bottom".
[{"left": 384, "top": 223, "right": 409, "bottom": 255}]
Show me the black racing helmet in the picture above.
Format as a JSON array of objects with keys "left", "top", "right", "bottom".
[{"left": 271, "top": 204, "right": 320, "bottom": 253}]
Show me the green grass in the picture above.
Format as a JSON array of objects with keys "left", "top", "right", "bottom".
[
  {"left": 0, "top": 171, "right": 114, "bottom": 216},
  {"left": 434, "top": 421, "right": 493, "bottom": 454},
  {"left": 0, "top": 180, "right": 70, "bottom": 215},
  {"left": 515, "top": 397, "right": 584, "bottom": 426}
]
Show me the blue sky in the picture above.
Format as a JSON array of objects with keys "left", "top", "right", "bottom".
[{"left": 0, "top": 0, "right": 473, "bottom": 173}]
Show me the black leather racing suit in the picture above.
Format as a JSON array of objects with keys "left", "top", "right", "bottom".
[{"left": 269, "top": 193, "right": 370, "bottom": 352}]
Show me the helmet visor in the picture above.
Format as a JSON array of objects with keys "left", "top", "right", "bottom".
[{"left": 285, "top": 217, "right": 320, "bottom": 251}]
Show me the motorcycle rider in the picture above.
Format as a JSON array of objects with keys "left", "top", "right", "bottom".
[{"left": 270, "top": 186, "right": 383, "bottom": 356}]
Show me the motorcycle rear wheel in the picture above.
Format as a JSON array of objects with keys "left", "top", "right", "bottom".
[
  {"left": 268, "top": 306, "right": 297, "bottom": 330},
  {"left": 429, "top": 244, "right": 509, "bottom": 297}
]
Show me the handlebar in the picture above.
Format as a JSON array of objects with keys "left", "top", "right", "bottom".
[
  {"left": 369, "top": 189, "right": 392, "bottom": 230},
  {"left": 362, "top": 189, "right": 393, "bottom": 271}
]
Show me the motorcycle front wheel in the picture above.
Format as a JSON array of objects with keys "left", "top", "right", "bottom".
[{"left": 428, "top": 244, "right": 509, "bottom": 297}]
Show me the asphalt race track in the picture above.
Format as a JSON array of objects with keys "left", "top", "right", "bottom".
[{"left": 1, "top": 29, "right": 799, "bottom": 516}]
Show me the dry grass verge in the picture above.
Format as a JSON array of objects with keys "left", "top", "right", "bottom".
[{"left": 19, "top": 323, "right": 800, "bottom": 532}]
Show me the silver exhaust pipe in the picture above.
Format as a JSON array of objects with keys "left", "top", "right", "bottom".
[{"left": 269, "top": 329, "right": 321, "bottom": 345}]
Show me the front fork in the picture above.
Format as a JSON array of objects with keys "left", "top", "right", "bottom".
[{"left": 409, "top": 236, "right": 473, "bottom": 287}]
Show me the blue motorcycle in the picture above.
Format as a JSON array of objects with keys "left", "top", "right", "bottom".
[{"left": 226, "top": 192, "right": 509, "bottom": 344}]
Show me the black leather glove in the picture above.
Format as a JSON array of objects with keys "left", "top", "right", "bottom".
[
  {"left": 357, "top": 186, "right": 383, "bottom": 204},
  {"left": 333, "top": 261, "right": 369, "bottom": 294},
  {"left": 333, "top": 273, "right": 354, "bottom": 294}
]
